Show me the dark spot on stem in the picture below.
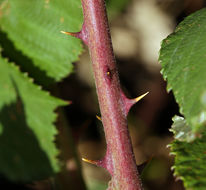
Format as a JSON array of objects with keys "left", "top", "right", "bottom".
[
  {"left": 105, "top": 67, "right": 112, "bottom": 83},
  {"left": 105, "top": 67, "right": 117, "bottom": 83}
]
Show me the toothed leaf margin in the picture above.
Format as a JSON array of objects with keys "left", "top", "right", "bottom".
[{"left": 0, "top": 55, "right": 67, "bottom": 182}]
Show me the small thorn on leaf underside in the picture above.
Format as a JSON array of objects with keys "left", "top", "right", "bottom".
[
  {"left": 82, "top": 148, "right": 114, "bottom": 176},
  {"left": 121, "top": 91, "right": 149, "bottom": 116},
  {"left": 61, "top": 23, "right": 88, "bottom": 45}
]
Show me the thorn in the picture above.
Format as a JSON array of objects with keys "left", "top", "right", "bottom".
[
  {"left": 122, "top": 91, "right": 149, "bottom": 116},
  {"left": 96, "top": 115, "right": 102, "bottom": 121},
  {"left": 60, "top": 31, "right": 79, "bottom": 38},
  {"left": 134, "top": 92, "right": 149, "bottom": 103},
  {"left": 61, "top": 23, "right": 88, "bottom": 45},
  {"left": 60, "top": 30, "right": 69, "bottom": 35},
  {"left": 82, "top": 149, "right": 114, "bottom": 176},
  {"left": 82, "top": 158, "right": 98, "bottom": 165}
]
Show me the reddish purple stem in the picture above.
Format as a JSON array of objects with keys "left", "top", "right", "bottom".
[
  {"left": 63, "top": 0, "right": 144, "bottom": 189},
  {"left": 81, "top": 0, "right": 143, "bottom": 189}
]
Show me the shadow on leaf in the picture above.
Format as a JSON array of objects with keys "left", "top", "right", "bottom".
[
  {"left": 0, "top": 30, "right": 55, "bottom": 86},
  {"left": 0, "top": 80, "right": 54, "bottom": 182}
]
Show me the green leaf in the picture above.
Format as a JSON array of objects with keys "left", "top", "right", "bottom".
[
  {"left": 0, "top": 0, "right": 83, "bottom": 81},
  {"left": 159, "top": 8, "right": 206, "bottom": 135},
  {"left": 170, "top": 116, "right": 206, "bottom": 190},
  {"left": 160, "top": 9, "right": 206, "bottom": 189},
  {"left": 0, "top": 30, "right": 56, "bottom": 86},
  {"left": 0, "top": 55, "right": 66, "bottom": 182}
]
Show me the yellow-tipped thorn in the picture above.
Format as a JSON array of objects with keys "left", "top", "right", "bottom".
[
  {"left": 82, "top": 158, "right": 98, "bottom": 165},
  {"left": 60, "top": 31, "right": 71, "bottom": 35},
  {"left": 96, "top": 115, "right": 102, "bottom": 121},
  {"left": 60, "top": 31, "right": 77, "bottom": 37},
  {"left": 135, "top": 92, "right": 149, "bottom": 102}
]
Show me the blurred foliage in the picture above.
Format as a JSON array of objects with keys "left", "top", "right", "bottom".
[
  {"left": 160, "top": 8, "right": 206, "bottom": 190},
  {"left": 87, "top": 178, "right": 107, "bottom": 190},
  {"left": 106, "top": 0, "right": 130, "bottom": 18}
]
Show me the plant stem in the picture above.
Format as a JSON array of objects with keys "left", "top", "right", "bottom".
[
  {"left": 62, "top": 0, "right": 144, "bottom": 189},
  {"left": 81, "top": 0, "right": 143, "bottom": 189}
]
